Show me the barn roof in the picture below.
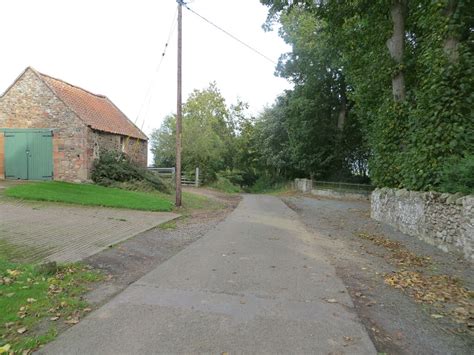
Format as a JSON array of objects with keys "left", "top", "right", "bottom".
[{"left": 31, "top": 68, "right": 147, "bottom": 140}]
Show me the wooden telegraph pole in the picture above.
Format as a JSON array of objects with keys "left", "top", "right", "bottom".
[{"left": 175, "top": 0, "right": 183, "bottom": 207}]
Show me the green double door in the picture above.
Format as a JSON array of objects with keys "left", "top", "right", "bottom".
[{"left": 4, "top": 129, "right": 53, "bottom": 180}]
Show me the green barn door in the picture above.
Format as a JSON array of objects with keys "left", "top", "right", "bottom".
[
  {"left": 4, "top": 129, "right": 53, "bottom": 180},
  {"left": 4, "top": 132, "right": 28, "bottom": 179}
]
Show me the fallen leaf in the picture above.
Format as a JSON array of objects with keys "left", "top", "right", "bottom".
[
  {"left": 0, "top": 344, "right": 11, "bottom": 354},
  {"left": 17, "top": 327, "right": 27, "bottom": 334},
  {"left": 64, "top": 319, "right": 79, "bottom": 325},
  {"left": 50, "top": 316, "right": 60, "bottom": 321},
  {"left": 7, "top": 269, "right": 21, "bottom": 277}
]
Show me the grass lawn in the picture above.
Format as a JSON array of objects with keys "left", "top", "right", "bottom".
[
  {"left": 5, "top": 182, "right": 173, "bottom": 212},
  {"left": 0, "top": 258, "right": 102, "bottom": 353}
]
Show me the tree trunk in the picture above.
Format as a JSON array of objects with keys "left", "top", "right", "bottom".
[
  {"left": 443, "top": 0, "right": 459, "bottom": 63},
  {"left": 337, "top": 92, "right": 347, "bottom": 131},
  {"left": 386, "top": 0, "right": 406, "bottom": 102}
]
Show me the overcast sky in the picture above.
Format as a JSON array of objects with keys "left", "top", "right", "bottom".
[{"left": 0, "top": 0, "right": 292, "bottom": 140}]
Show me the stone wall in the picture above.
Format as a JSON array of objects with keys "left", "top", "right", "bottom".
[
  {"left": 294, "top": 178, "right": 313, "bottom": 193},
  {"left": 87, "top": 130, "right": 147, "bottom": 174},
  {"left": 0, "top": 68, "right": 88, "bottom": 181},
  {"left": 311, "top": 188, "right": 370, "bottom": 201},
  {"left": 371, "top": 188, "right": 473, "bottom": 261}
]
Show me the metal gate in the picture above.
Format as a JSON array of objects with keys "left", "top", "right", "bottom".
[{"left": 3, "top": 129, "right": 53, "bottom": 180}]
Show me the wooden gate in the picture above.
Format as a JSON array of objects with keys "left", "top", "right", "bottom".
[{"left": 3, "top": 129, "right": 53, "bottom": 180}]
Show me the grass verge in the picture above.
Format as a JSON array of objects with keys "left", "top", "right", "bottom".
[
  {"left": 5, "top": 182, "right": 173, "bottom": 212},
  {"left": 0, "top": 259, "right": 102, "bottom": 353}
]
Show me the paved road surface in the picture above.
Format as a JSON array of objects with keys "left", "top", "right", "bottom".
[
  {"left": 40, "top": 195, "right": 376, "bottom": 354},
  {"left": 0, "top": 198, "right": 179, "bottom": 262}
]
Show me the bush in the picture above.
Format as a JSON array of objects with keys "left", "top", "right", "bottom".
[
  {"left": 247, "top": 175, "right": 289, "bottom": 193},
  {"left": 208, "top": 175, "right": 242, "bottom": 193},
  {"left": 438, "top": 155, "right": 474, "bottom": 195},
  {"left": 91, "top": 151, "right": 170, "bottom": 193}
]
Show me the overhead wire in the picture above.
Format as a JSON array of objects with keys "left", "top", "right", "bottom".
[
  {"left": 134, "top": 5, "right": 178, "bottom": 126},
  {"left": 131, "top": 1, "right": 279, "bottom": 158},
  {"left": 182, "top": 3, "right": 278, "bottom": 65},
  {"left": 129, "top": 5, "right": 178, "bottom": 157}
]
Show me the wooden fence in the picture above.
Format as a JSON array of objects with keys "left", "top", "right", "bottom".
[{"left": 148, "top": 167, "right": 200, "bottom": 187}]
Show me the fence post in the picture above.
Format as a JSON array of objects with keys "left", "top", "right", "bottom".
[{"left": 195, "top": 167, "right": 199, "bottom": 187}]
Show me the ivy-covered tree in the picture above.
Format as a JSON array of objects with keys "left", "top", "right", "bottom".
[{"left": 260, "top": 0, "right": 473, "bottom": 191}]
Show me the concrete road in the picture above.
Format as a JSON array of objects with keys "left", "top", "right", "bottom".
[{"left": 40, "top": 195, "right": 376, "bottom": 354}]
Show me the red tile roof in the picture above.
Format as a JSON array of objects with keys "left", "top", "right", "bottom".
[{"left": 35, "top": 69, "right": 147, "bottom": 140}]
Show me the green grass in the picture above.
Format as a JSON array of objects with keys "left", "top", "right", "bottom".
[
  {"left": 158, "top": 220, "right": 178, "bottom": 230},
  {"left": 247, "top": 181, "right": 293, "bottom": 195},
  {"left": 0, "top": 259, "right": 102, "bottom": 353},
  {"left": 5, "top": 182, "right": 173, "bottom": 212},
  {"left": 181, "top": 191, "right": 223, "bottom": 210},
  {"left": 208, "top": 176, "right": 242, "bottom": 194}
]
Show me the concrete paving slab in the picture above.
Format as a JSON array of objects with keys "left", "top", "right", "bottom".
[
  {"left": 39, "top": 195, "right": 375, "bottom": 354},
  {"left": 0, "top": 199, "right": 179, "bottom": 262}
]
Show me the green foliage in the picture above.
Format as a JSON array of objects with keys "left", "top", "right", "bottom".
[
  {"left": 439, "top": 155, "right": 474, "bottom": 194},
  {"left": 5, "top": 182, "right": 173, "bottom": 212},
  {"left": 246, "top": 175, "right": 289, "bottom": 194},
  {"left": 260, "top": 0, "right": 473, "bottom": 192},
  {"left": 152, "top": 83, "right": 245, "bottom": 184},
  {"left": 209, "top": 175, "right": 242, "bottom": 194},
  {"left": 91, "top": 150, "right": 169, "bottom": 193}
]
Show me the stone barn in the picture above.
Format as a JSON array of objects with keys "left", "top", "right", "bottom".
[{"left": 0, "top": 67, "right": 147, "bottom": 182}]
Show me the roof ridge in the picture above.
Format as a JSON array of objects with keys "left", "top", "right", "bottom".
[
  {"left": 5, "top": 67, "right": 147, "bottom": 140},
  {"left": 37, "top": 70, "right": 107, "bottom": 99}
]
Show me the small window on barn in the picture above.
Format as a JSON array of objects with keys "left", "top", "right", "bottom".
[{"left": 120, "top": 137, "right": 125, "bottom": 152}]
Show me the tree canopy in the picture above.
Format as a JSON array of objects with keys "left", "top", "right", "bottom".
[{"left": 152, "top": 0, "right": 473, "bottom": 193}]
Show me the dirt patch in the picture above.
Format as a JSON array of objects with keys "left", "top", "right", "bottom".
[
  {"left": 283, "top": 195, "right": 473, "bottom": 355},
  {"left": 83, "top": 189, "right": 241, "bottom": 306}
]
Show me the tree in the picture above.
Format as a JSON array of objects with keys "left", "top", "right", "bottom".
[{"left": 151, "top": 83, "right": 249, "bottom": 183}]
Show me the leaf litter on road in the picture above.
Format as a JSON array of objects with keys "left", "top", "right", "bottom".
[{"left": 358, "top": 232, "right": 473, "bottom": 333}]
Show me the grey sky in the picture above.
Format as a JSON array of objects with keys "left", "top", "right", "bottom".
[{"left": 0, "top": 0, "right": 291, "bottom": 139}]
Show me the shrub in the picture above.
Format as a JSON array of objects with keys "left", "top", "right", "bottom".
[
  {"left": 209, "top": 175, "right": 242, "bottom": 193},
  {"left": 438, "top": 155, "right": 474, "bottom": 195},
  {"left": 247, "top": 175, "right": 289, "bottom": 193},
  {"left": 91, "top": 151, "right": 170, "bottom": 193}
]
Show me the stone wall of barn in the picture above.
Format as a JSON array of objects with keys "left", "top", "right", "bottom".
[
  {"left": 86, "top": 130, "right": 147, "bottom": 174},
  {"left": 0, "top": 68, "right": 88, "bottom": 181}
]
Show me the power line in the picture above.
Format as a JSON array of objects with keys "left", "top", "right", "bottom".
[
  {"left": 135, "top": 5, "right": 179, "bottom": 125},
  {"left": 183, "top": 4, "right": 278, "bottom": 65}
]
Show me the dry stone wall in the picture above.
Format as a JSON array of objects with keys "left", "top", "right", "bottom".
[
  {"left": 371, "top": 188, "right": 473, "bottom": 261},
  {"left": 294, "top": 178, "right": 313, "bottom": 193}
]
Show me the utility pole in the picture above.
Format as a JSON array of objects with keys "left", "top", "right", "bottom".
[{"left": 175, "top": 0, "right": 183, "bottom": 207}]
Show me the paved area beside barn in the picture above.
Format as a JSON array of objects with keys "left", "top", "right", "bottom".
[
  {"left": 0, "top": 197, "right": 179, "bottom": 263},
  {"left": 39, "top": 195, "right": 375, "bottom": 354}
]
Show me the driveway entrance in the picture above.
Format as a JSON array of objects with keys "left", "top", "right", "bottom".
[{"left": 0, "top": 198, "right": 179, "bottom": 263}]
